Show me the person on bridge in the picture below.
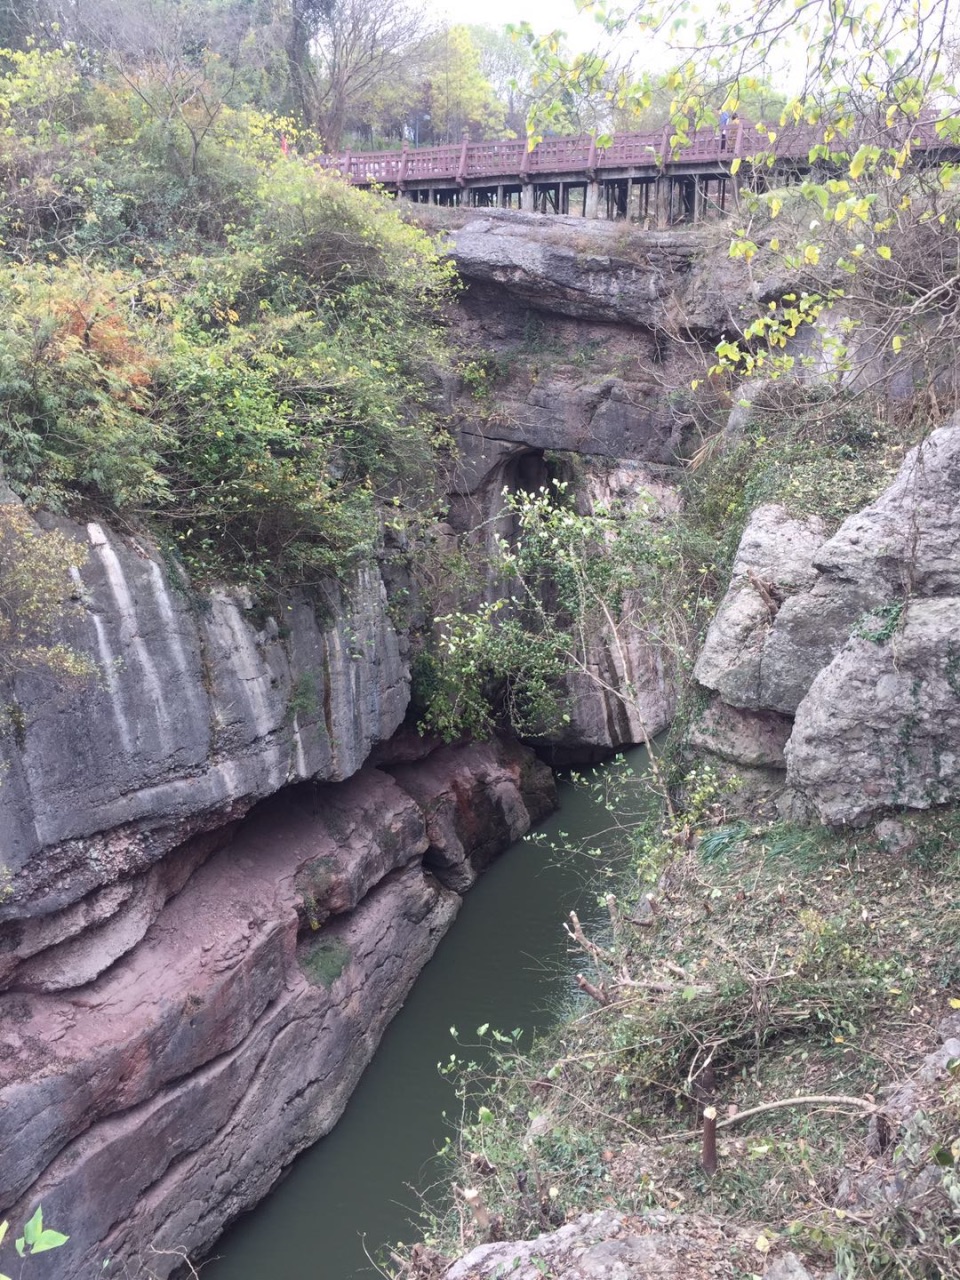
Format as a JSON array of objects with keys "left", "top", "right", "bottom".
[{"left": 720, "top": 109, "right": 730, "bottom": 150}]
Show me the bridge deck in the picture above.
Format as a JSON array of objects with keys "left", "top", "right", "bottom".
[{"left": 316, "top": 119, "right": 954, "bottom": 222}]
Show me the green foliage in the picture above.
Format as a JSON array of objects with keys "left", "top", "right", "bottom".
[
  {"left": 414, "top": 797, "right": 960, "bottom": 1277},
  {"left": 287, "top": 673, "right": 319, "bottom": 722},
  {"left": 0, "top": 1205, "right": 69, "bottom": 1280},
  {"left": 299, "top": 935, "right": 350, "bottom": 986},
  {"left": 0, "top": 49, "right": 456, "bottom": 590},
  {"left": 684, "top": 384, "right": 910, "bottom": 571},
  {"left": 0, "top": 504, "right": 94, "bottom": 682},
  {"left": 0, "top": 262, "right": 169, "bottom": 512},
  {"left": 414, "top": 601, "right": 568, "bottom": 741},
  {"left": 416, "top": 478, "right": 707, "bottom": 745},
  {"left": 854, "top": 601, "right": 905, "bottom": 645}
]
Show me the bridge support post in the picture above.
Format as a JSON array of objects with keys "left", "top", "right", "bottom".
[
  {"left": 496, "top": 184, "right": 505, "bottom": 208},
  {"left": 520, "top": 182, "right": 535, "bottom": 212},
  {"left": 584, "top": 179, "right": 600, "bottom": 219},
  {"left": 654, "top": 176, "right": 669, "bottom": 227}
]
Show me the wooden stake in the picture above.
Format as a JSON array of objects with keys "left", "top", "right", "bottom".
[{"left": 701, "top": 1105, "right": 718, "bottom": 1176}]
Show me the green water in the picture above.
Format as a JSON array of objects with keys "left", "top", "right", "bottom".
[{"left": 203, "top": 749, "right": 646, "bottom": 1280}]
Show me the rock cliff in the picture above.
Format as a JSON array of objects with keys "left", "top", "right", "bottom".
[
  {"left": 2, "top": 211, "right": 733, "bottom": 1276},
  {"left": 691, "top": 421, "right": 960, "bottom": 825},
  {"left": 0, "top": 502, "right": 556, "bottom": 1277},
  {"left": 443, "top": 214, "right": 724, "bottom": 758}
]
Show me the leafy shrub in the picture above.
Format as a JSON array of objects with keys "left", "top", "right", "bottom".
[
  {"left": 0, "top": 261, "right": 169, "bottom": 512},
  {"left": 0, "top": 504, "right": 94, "bottom": 680},
  {"left": 0, "top": 50, "right": 456, "bottom": 590}
]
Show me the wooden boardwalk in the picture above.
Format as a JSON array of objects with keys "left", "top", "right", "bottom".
[{"left": 317, "top": 118, "right": 954, "bottom": 224}]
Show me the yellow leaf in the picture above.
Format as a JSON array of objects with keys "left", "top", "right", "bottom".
[
  {"left": 849, "top": 144, "right": 871, "bottom": 180},
  {"left": 731, "top": 157, "right": 741, "bottom": 175},
  {"left": 770, "top": 237, "right": 780, "bottom": 251},
  {"left": 949, "top": 998, "right": 960, "bottom": 1009},
  {"left": 755, "top": 1235, "right": 771, "bottom": 1254},
  {"left": 892, "top": 336, "right": 903, "bottom": 353},
  {"left": 804, "top": 244, "right": 820, "bottom": 265},
  {"left": 877, "top": 245, "right": 892, "bottom": 260}
]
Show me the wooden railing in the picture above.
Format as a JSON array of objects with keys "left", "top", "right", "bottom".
[{"left": 315, "top": 117, "right": 957, "bottom": 188}]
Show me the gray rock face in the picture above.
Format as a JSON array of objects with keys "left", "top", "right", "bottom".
[
  {"left": 786, "top": 598, "right": 960, "bottom": 823},
  {"left": 0, "top": 744, "right": 557, "bottom": 1278},
  {"left": 694, "top": 504, "right": 828, "bottom": 713},
  {"left": 688, "top": 698, "right": 793, "bottom": 768},
  {"left": 457, "top": 375, "right": 684, "bottom": 475},
  {"left": 442, "top": 1209, "right": 820, "bottom": 1280},
  {"left": 0, "top": 516, "right": 408, "bottom": 934},
  {"left": 450, "top": 213, "right": 738, "bottom": 334},
  {"left": 695, "top": 425, "right": 960, "bottom": 822},
  {"left": 779, "top": 424, "right": 960, "bottom": 822},
  {"left": 812, "top": 423, "right": 960, "bottom": 597}
]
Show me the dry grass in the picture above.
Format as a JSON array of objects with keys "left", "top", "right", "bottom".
[{"left": 406, "top": 802, "right": 960, "bottom": 1278}]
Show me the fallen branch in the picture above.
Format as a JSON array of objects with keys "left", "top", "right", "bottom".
[
  {"left": 576, "top": 973, "right": 610, "bottom": 1005},
  {"left": 658, "top": 1094, "right": 880, "bottom": 1143},
  {"left": 565, "top": 911, "right": 614, "bottom": 966}
]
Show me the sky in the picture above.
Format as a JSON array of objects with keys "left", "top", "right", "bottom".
[{"left": 423, "top": 0, "right": 610, "bottom": 55}]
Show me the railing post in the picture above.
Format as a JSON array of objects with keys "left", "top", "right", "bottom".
[
  {"left": 519, "top": 136, "right": 532, "bottom": 210},
  {"left": 457, "top": 130, "right": 469, "bottom": 187},
  {"left": 519, "top": 138, "right": 532, "bottom": 181}
]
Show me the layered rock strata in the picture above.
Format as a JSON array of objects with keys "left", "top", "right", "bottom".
[
  {"left": 1, "top": 743, "right": 556, "bottom": 1279},
  {"left": 1, "top": 514, "right": 407, "bottom": 934},
  {"left": 449, "top": 211, "right": 739, "bottom": 333},
  {"left": 0, "top": 501, "right": 558, "bottom": 1277},
  {"left": 441, "top": 212, "right": 730, "bottom": 760}
]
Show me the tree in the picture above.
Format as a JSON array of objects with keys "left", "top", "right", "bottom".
[
  {"left": 293, "top": 0, "right": 427, "bottom": 149},
  {"left": 417, "top": 26, "right": 507, "bottom": 144},
  {"left": 419, "top": 480, "right": 704, "bottom": 814},
  {"left": 518, "top": 0, "right": 960, "bottom": 407},
  {"left": 0, "top": 0, "right": 50, "bottom": 49},
  {"left": 467, "top": 24, "right": 534, "bottom": 136}
]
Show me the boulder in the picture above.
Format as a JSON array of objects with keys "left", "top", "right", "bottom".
[
  {"left": 694, "top": 504, "right": 827, "bottom": 712},
  {"left": 785, "top": 597, "right": 960, "bottom": 824},
  {"left": 695, "top": 424, "right": 960, "bottom": 818},
  {"left": 688, "top": 698, "right": 793, "bottom": 769},
  {"left": 441, "top": 1209, "right": 821, "bottom": 1280}
]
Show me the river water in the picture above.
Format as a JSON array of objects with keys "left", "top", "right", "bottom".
[{"left": 204, "top": 748, "right": 646, "bottom": 1280}]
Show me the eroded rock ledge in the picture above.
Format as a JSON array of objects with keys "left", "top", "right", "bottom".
[{"left": 1, "top": 740, "right": 556, "bottom": 1278}]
